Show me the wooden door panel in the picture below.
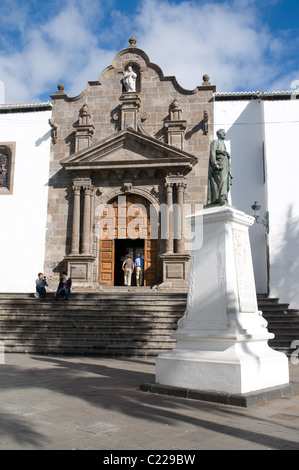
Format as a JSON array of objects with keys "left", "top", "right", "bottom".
[
  {"left": 99, "top": 239, "right": 114, "bottom": 285},
  {"left": 144, "top": 238, "right": 158, "bottom": 286}
]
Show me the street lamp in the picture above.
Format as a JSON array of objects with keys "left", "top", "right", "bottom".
[{"left": 251, "top": 201, "right": 269, "bottom": 234}]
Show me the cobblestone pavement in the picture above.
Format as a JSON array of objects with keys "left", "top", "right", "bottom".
[{"left": 0, "top": 354, "right": 299, "bottom": 450}]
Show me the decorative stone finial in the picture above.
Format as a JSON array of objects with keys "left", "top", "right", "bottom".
[
  {"left": 129, "top": 36, "right": 137, "bottom": 47},
  {"left": 56, "top": 83, "right": 65, "bottom": 94},
  {"left": 202, "top": 74, "right": 210, "bottom": 85}
]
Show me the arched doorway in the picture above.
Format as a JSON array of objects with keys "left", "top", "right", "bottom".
[{"left": 98, "top": 194, "right": 159, "bottom": 286}]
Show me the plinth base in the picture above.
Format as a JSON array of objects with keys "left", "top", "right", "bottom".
[
  {"left": 155, "top": 342, "right": 289, "bottom": 395},
  {"left": 140, "top": 380, "right": 299, "bottom": 408}
]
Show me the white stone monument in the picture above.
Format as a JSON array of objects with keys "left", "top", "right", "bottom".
[{"left": 155, "top": 206, "right": 289, "bottom": 395}]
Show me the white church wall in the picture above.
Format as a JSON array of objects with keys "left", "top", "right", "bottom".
[
  {"left": 0, "top": 110, "right": 51, "bottom": 293},
  {"left": 263, "top": 100, "right": 299, "bottom": 308},
  {"left": 214, "top": 99, "right": 268, "bottom": 293}
]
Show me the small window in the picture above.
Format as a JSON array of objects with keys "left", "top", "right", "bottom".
[{"left": 0, "top": 143, "right": 16, "bottom": 195}]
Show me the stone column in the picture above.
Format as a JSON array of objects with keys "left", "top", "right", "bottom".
[
  {"left": 71, "top": 185, "right": 81, "bottom": 255},
  {"left": 165, "top": 183, "right": 174, "bottom": 254},
  {"left": 82, "top": 185, "right": 93, "bottom": 254},
  {"left": 175, "top": 182, "right": 186, "bottom": 253}
]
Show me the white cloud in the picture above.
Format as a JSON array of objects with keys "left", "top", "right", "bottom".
[
  {"left": 0, "top": 1, "right": 116, "bottom": 102},
  {"left": 132, "top": 0, "right": 284, "bottom": 92},
  {"left": 0, "top": 0, "right": 296, "bottom": 103}
]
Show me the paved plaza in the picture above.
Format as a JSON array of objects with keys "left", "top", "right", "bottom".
[{"left": 0, "top": 353, "right": 299, "bottom": 450}]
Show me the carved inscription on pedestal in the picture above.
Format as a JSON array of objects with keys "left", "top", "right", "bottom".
[
  {"left": 69, "top": 263, "right": 88, "bottom": 281},
  {"left": 233, "top": 228, "right": 257, "bottom": 313}
]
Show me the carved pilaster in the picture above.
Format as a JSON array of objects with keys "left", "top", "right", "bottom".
[
  {"left": 175, "top": 181, "right": 187, "bottom": 253},
  {"left": 165, "top": 182, "right": 174, "bottom": 254},
  {"left": 82, "top": 185, "right": 94, "bottom": 255},
  {"left": 71, "top": 185, "right": 81, "bottom": 254}
]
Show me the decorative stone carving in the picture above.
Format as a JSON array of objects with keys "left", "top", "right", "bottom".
[
  {"left": 49, "top": 118, "right": 58, "bottom": 144},
  {"left": 73, "top": 104, "right": 95, "bottom": 152},
  {"left": 79, "top": 104, "right": 92, "bottom": 125},
  {"left": 123, "top": 182, "right": 132, "bottom": 192},
  {"left": 128, "top": 36, "right": 137, "bottom": 47},
  {"left": 202, "top": 74, "right": 211, "bottom": 85},
  {"left": 165, "top": 99, "right": 187, "bottom": 150},
  {"left": 56, "top": 83, "right": 65, "bottom": 95},
  {"left": 203, "top": 110, "right": 209, "bottom": 135}
]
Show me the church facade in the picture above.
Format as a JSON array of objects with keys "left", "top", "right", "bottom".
[
  {"left": 44, "top": 37, "right": 214, "bottom": 291},
  {"left": 1, "top": 38, "right": 299, "bottom": 309}
]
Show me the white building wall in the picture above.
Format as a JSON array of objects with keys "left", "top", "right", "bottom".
[
  {"left": 0, "top": 110, "right": 51, "bottom": 293},
  {"left": 263, "top": 100, "right": 299, "bottom": 308},
  {"left": 215, "top": 97, "right": 299, "bottom": 308},
  {"left": 214, "top": 99, "right": 268, "bottom": 294}
]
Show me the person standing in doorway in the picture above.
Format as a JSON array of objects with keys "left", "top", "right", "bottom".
[
  {"left": 122, "top": 254, "right": 134, "bottom": 286},
  {"left": 134, "top": 253, "right": 144, "bottom": 286}
]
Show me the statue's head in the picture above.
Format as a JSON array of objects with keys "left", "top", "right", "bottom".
[{"left": 217, "top": 129, "right": 226, "bottom": 139}]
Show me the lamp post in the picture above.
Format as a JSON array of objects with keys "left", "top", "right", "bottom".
[{"left": 251, "top": 201, "right": 269, "bottom": 234}]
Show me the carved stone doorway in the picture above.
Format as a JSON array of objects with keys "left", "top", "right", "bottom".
[{"left": 98, "top": 194, "right": 159, "bottom": 287}]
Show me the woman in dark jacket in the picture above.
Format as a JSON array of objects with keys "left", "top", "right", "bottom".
[{"left": 55, "top": 272, "right": 72, "bottom": 302}]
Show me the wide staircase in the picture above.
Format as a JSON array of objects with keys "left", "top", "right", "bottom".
[
  {"left": 258, "top": 295, "right": 299, "bottom": 357},
  {"left": 0, "top": 291, "right": 298, "bottom": 357},
  {"left": 0, "top": 290, "right": 187, "bottom": 356}
]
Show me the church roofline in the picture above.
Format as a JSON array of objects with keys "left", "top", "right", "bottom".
[
  {"left": 214, "top": 91, "right": 299, "bottom": 101},
  {"left": 0, "top": 102, "right": 52, "bottom": 114}
]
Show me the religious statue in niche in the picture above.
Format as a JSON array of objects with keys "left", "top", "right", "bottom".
[
  {"left": 207, "top": 129, "right": 233, "bottom": 206},
  {"left": 123, "top": 65, "right": 137, "bottom": 92},
  {"left": 0, "top": 153, "right": 8, "bottom": 188}
]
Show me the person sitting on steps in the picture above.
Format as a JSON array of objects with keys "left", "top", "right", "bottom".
[
  {"left": 55, "top": 272, "right": 72, "bottom": 303},
  {"left": 35, "top": 273, "right": 48, "bottom": 301}
]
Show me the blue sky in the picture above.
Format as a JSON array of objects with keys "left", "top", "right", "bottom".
[{"left": 0, "top": 0, "right": 299, "bottom": 103}]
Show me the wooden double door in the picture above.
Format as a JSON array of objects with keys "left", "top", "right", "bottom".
[{"left": 99, "top": 195, "right": 159, "bottom": 286}]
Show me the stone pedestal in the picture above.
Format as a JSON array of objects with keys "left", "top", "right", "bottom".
[
  {"left": 155, "top": 206, "right": 289, "bottom": 395},
  {"left": 158, "top": 252, "right": 190, "bottom": 291},
  {"left": 65, "top": 254, "right": 96, "bottom": 289}
]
